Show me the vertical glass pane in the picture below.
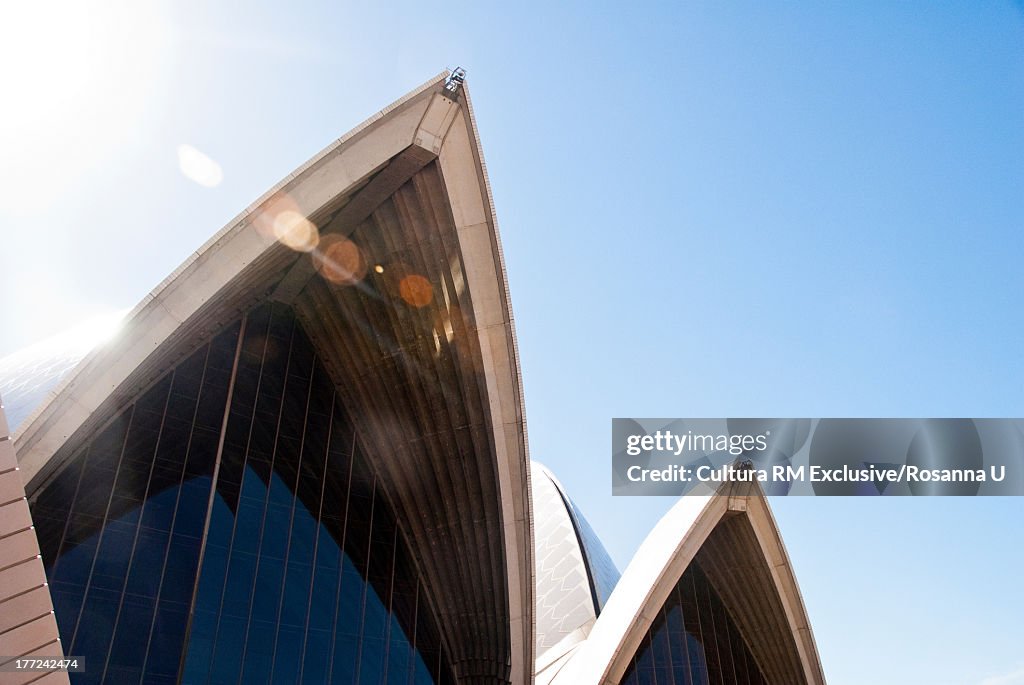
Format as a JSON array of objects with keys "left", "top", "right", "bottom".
[
  {"left": 620, "top": 561, "right": 769, "bottom": 685},
  {"left": 34, "top": 305, "right": 455, "bottom": 684},
  {"left": 179, "top": 305, "right": 454, "bottom": 685},
  {"left": 32, "top": 323, "right": 240, "bottom": 685}
]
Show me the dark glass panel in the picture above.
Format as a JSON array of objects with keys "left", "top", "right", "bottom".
[
  {"left": 194, "top": 379, "right": 229, "bottom": 432},
  {"left": 727, "top": 611, "right": 750, "bottom": 685},
  {"left": 413, "top": 654, "right": 435, "bottom": 685},
  {"left": 53, "top": 519, "right": 100, "bottom": 586},
  {"left": 246, "top": 556, "right": 285, "bottom": 646},
  {"left": 89, "top": 517, "right": 135, "bottom": 592},
  {"left": 620, "top": 562, "right": 769, "bottom": 685},
  {"left": 49, "top": 583, "right": 84, "bottom": 643},
  {"left": 32, "top": 444, "right": 84, "bottom": 526},
  {"left": 666, "top": 601, "right": 688, "bottom": 676},
  {"left": 175, "top": 475, "right": 213, "bottom": 537},
  {"left": 271, "top": 624, "right": 303, "bottom": 685},
  {"left": 35, "top": 305, "right": 454, "bottom": 684},
  {"left": 412, "top": 581, "right": 441, "bottom": 663},
  {"left": 387, "top": 612, "right": 413, "bottom": 685},
  {"left": 359, "top": 636, "right": 385, "bottom": 685},
  {"left": 71, "top": 586, "right": 120, "bottom": 683},
  {"left": 279, "top": 545, "right": 315, "bottom": 632},
  {"left": 301, "top": 629, "right": 331, "bottom": 685},
  {"left": 681, "top": 571, "right": 708, "bottom": 685},
  {"left": 241, "top": 618, "right": 276, "bottom": 683},
  {"left": 632, "top": 630, "right": 655, "bottom": 684},
  {"left": 145, "top": 602, "right": 189, "bottom": 680},
  {"left": 693, "top": 568, "right": 724, "bottom": 685},
  {"left": 106, "top": 592, "right": 153, "bottom": 674},
  {"left": 332, "top": 633, "right": 360, "bottom": 685},
  {"left": 169, "top": 345, "right": 208, "bottom": 402},
  {"left": 125, "top": 527, "right": 169, "bottom": 599},
  {"left": 32, "top": 322, "right": 241, "bottom": 685},
  {"left": 162, "top": 532, "right": 202, "bottom": 607},
  {"left": 209, "top": 614, "right": 247, "bottom": 683},
  {"left": 140, "top": 480, "right": 181, "bottom": 533},
  {"left": 338, "top": 557, "right": 364, "bottom": 638},
  {"left": 220, "top": 550, "right": 258, "bottom": 620},
  {"left": 708, "top": 579, "right": 737, "bottom": 684},
  {"left": 71, "top": 457, "right": 117, "bottom": 519},
  {"left": 651, "top": 608, "right": 675, "bottom": 685},
  {"left": 180, "top": 606, "right": 218, "bottom": 684},
  {"left": 185, "top": 427, "right": 221, "bottom": 477}
]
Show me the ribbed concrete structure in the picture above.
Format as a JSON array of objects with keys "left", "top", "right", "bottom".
[
  {"left": 8, "top": 72, "right": 532, "bottom": 685},
  {"left": 544, "top": 479, "right": 827, "bottom": 685},
  {"left": 0, "top": 72, "right": 828, "bottom": 685}
]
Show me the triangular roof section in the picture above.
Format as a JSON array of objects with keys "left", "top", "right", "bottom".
[
  {"left": 13, "top": 71, "right": 533, "bottom": 684},
  {"left": 545, "top": 480, "right": 826, "bottom": 685}
]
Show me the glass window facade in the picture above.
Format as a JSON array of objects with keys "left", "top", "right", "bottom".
[
  {"left": 31, "top": 304, "right": 455, "bottom": 685},
  {"left": 564, "top": 490, "right": 619, "bottom": 611},
  {"left": 619, "top": 562, "right": 767, "bottom": 685}
]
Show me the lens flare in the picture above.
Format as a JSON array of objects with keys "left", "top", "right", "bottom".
[
  {"left": 399, "top": 274, "right": 433, "bottom": 308},
  {"left": 273, "top": 210, "right": 319, "bottom": 252},
  {"left": 176, "top": 144, "right": 223, "bottom": 188},
  {"left": 313, "top": 235, "right": 367, "bottom": 285},
  {"left": 253, "top": 194, "right": 320, "bottom": 252},
  {"left": 0, "top": 1, "right": 168, "bottom": 213}
]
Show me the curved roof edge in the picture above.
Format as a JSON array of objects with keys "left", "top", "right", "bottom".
[
  {"left": 11, "top": 70, "right": 450, "bottom": 469},
  {"left": 548, "top": 481, "right": 826, "bottom": 685},
  {"left": 12, "top": 71, "right": 534, "bottom": 684}
]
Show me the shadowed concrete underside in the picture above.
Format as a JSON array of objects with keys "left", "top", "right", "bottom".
[{"left": 12, "top": 73, "right": 532, "bottom": 684}]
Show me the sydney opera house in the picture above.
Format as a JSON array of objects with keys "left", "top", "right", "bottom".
[{"left": 0, "top": 72, "right": 826, "bottom": 684}]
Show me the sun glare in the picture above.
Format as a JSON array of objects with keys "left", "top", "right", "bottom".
[
  {"left": 177, "top": 144, "right": 224, "bottom": 188},
  {"left": 0, "top": 1, "right": 168, "bottom": 213}
]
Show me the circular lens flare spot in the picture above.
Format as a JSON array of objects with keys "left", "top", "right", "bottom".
[
  {"left": 399, "top": 274, "right": 433, "bottom": 308},
  {"left": 313, "top": 235, "right": 366, "bottom": 285},
  {"left": 273, "top": 210, "right": 319, "bottom": 252},
  {"left": 177, "top": 144, "right": 223, "bottom": 188}
]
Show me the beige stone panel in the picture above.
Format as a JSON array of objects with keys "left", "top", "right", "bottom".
[
  {"left": 0, "top": 558, "right": 47, "bottom": 600},
  {"left": 0, "top": 529, "right": 41, "bottom": 571},
  {"left": 0, "top": 616, "right": 58, "bottom": 661},
  {"left": 0, "top": 441, "right": 16, "bottom": 472},
  {"left": 437, "top": 115, "right": 488, "bottom": 229},
  {"left": 156, "top": 229, "right": 274, "bottom": 324},
  {"left": 290, "top": 103, "right": 428, "bottom": 214},
  {"left": 0, "top": 469, "right": 26, "bottom": 505},
  {"left": 414, "top": 93, "right": 459, "bottom": 154},
  {"left": 7, "top": 669, "right": 72, "bottom": 685},
  {"left": 478, "top": 325, "right": 522, "bottom": 427},
  {"left": 0, "top": 499, "right": 33, "bottom": 538},
  {"left": 500, "top": 422, "right": 530, "bottom": 526},
  {"left": 745, "top": 497, "right": 827, "bottom": 685},
  {"left": 3, "top": 642, "right": 65, "bottom": 663},
  {"left": 14, "top": 400, "right": 89, "bottom": 488},
  {"left": 31, "top": 671, "right": 72, "bottom": 685},
  {"left": 0, "top": 587, "right": 54, "bottom": 634},
  {"left": 1, "top": 638, "right": 69, "bottom": 665},
  {"left": 456, "top": 223, "right": 505, "bottom": 330}
]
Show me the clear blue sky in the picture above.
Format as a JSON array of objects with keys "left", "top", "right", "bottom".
[{"left": 1, "top": 2, "right": 1022, "bottom": 683}]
